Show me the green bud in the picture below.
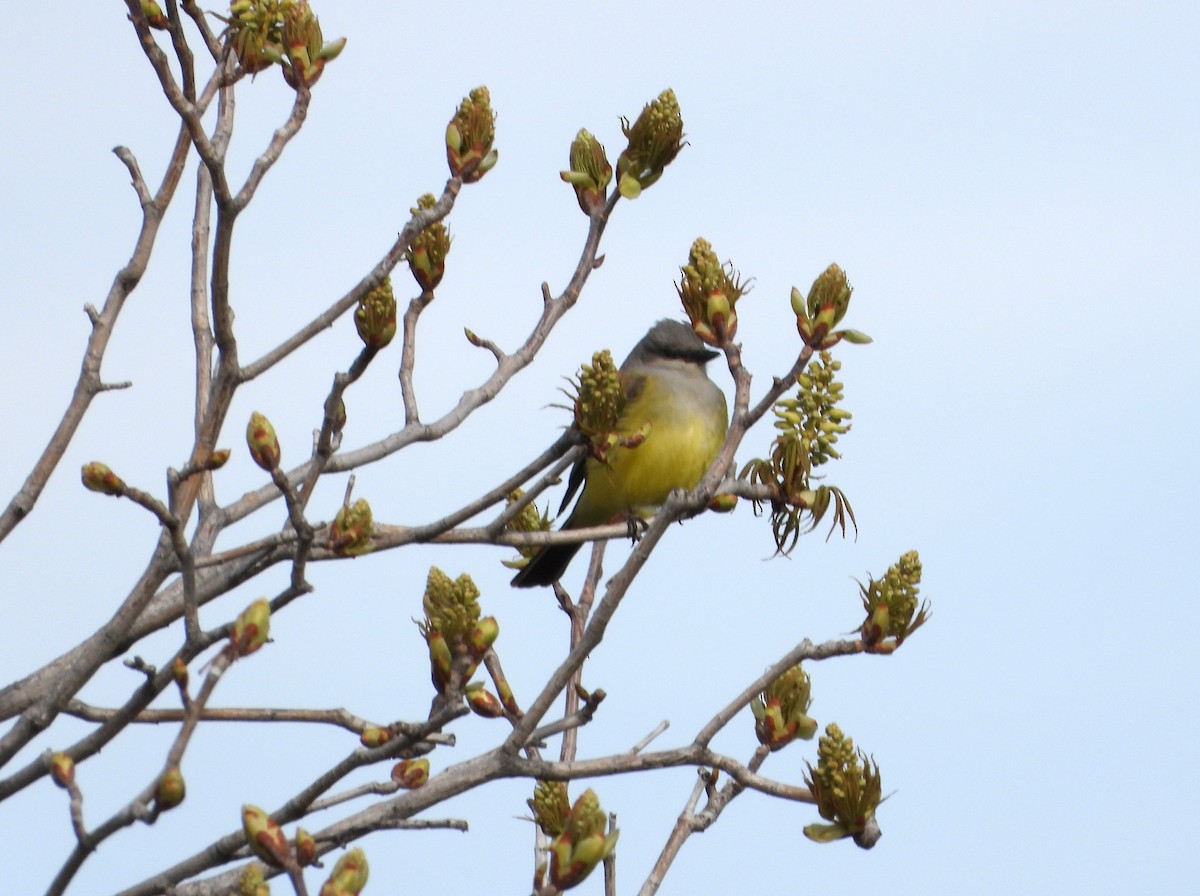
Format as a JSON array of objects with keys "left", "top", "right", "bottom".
[
  {"left": 422, "top": 628, "right": 453, "bottom": 692},
  {"left": 246, "top": 412, "right": 281, "bottom": 471},
  {"left": 230, "top": 598, "right": 271, "bottom": 658},
  {"left": 155, "top": 766, "right": 186, "bottom": 811},
  {"left": 837, "top": 328, "right": 873, "bottom": 344},
  {"left": 359, "top": 725, "right": 393, "bottom": 748},
  {"left": 469, "top": 616, "right": 500, "bottom": 656},
  {"left": 561, "top": 129, "right": 612, "bottom": 214},
  {"left": 140, "top": 0, "right": 169, "bottom": 30},
  {"left": 329, "top": 498, "right": 375, "bottom": 557},
  {"left": 81, "top": 462, "right": 125, "bottom": 496},
  {"left": 319, "top": 848, "right": 369, "bottom": 896},
  {"left": 319, "top": 36, "right": 347, "bottom": 61},
  {"left": 242, "top": 804, "right": 291, "bottom": 869},
  {"left": 708, "top": 493, "right": 738, "bottom": 513},
  {"left": 548, "top": 788, "right": 620, "bottom": 889},
  {"left": 50, "top": 753, "right": 74, "bottom": 788}
]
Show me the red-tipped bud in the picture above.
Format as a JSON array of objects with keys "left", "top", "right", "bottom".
[
  {"left": 294, "top": 827, "right": 318, "bottom": 867},
  {"left": 423, "top": 629, "right": 453, "bottom": 692},
  {"left": 560, "top": 129, "right": 612, "bottom": 215},
  {"left": 548, "top": 788, "right": 620, "bottom": 889},
  {"left": 468, "top": 616, "right": 500, "bottom": 657},
  {"left": 155, "top": 766, "right": 186, "bottom": 811},
  {"left": 140, "top": 0, "right": 169, "bottom": 29},
  {"left": 230, "top": 598, "right": 271, "bottom": 658},
  {"left": 329, "top": 498, "right": 374, "bottom": 557},
  {"left": 242, "top": 804, "right": 291, "bottom": 869},
  {"left": 708, "top": 493, "right": 738, "bottom": 513},
  {"left": 50, "top": 753, "right": 75, "bottom": 788},
  {"left": 359, "top": 725, "right": 392, "bottom": 748},
  {"left": 446, "top": 87, "right": 498, "bottom": 182},
  {"left": 319, "top": 847, "right": 369, "bottom": 896},
  {"left": 246, "top": 412, "right": 281, "bottom": 471},
  {"left": 465, "top": 682, "right": 505, "bottom": 718},
  {"left": 390, "top": 758, "right": 429, "bottom": 789},
  {"left": 81, "top": 462, "right": 125, "bottom": 496},
  {"left": 406, "top": 195, "right": 452, "bottom": 292}
]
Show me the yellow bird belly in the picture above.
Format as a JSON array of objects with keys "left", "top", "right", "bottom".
[{"left": 570, "top": 372, "right": 727, "bottom": 527}]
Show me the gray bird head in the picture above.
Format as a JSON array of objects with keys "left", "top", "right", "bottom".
[{"left": 622, "top": 319, "right": 719, "bottom": 369}]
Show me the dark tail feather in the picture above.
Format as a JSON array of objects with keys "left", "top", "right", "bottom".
[{"left": 510, "top": 542, "right": 582, "bottom": 588}]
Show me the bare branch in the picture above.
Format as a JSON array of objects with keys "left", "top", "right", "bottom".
[
  {"left": 630, "top": 721, "right": 670, "bottom": 755},
  {"left": 400, "top": 289, "right": 435, "bottom": 423},
  {"left": 0, "top": 121, "right": 191, "bottom": 542},
  {"left": 180, "top": 0, "right": 223, "bottom": 59},
  {"left": 240, "top": 181, "right": 462, "bottom": 382}
]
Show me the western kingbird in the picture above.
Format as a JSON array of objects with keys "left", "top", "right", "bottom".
[{"left": 511, "top": 319, "right": 728, "bottom": 588}]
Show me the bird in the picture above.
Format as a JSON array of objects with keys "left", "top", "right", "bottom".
[{"left": 511, "top": 319, "right": 728, "bottom": 588}]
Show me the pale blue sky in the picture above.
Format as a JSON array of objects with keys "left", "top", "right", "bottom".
[{"left": 2, "top": 2, "right": 1198, "bottom": 894}]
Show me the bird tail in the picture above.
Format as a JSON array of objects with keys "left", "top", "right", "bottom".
[{"left": 510, "top": 542, "right": 582, "bottom": 588}]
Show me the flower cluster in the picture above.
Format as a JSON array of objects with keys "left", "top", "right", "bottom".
[
  {"left": 354, "top": 278, "right": 396, "bottom": 349},
  {"left": 802, "top": 723, "right": 883, "bottom": 847},
  {"left": 740, "top": 352, "right": 855, "bottom": 553},
  {"left": 418, "top": 567, "right": 499, "bottom": 702},
  {"left": 566, "top": 350, "right": 648, "bottom": 465},
  {"left": 529, "top": 780, "right": 571, "bottom": 837},
  {"left": 675, "top": 237, "right": 750, "bottom": 346},
  {"left": 502, "top": 489, "right": 553, "bottom": 569},
  {"left": 406, "top": 194, "right": 452, "bottom": 292},
  {"left": 222, "top": 1, "right": 345, "bottom": 88},
  {"left": 616, "top": 89, "right": 685, "bottom": 198},
  {"left": 541, "top": 787, "right": 620, "bottom": 890},
  {"left": 445, "top": 87, "right": 498, "bottom": 182},
  {"left": 859, "top": 550, "right": 930, "bottom": 651}
]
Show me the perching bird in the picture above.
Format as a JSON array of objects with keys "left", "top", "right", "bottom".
[{"left": 511, "top": 319, "right": 728, "bottom": 588}]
